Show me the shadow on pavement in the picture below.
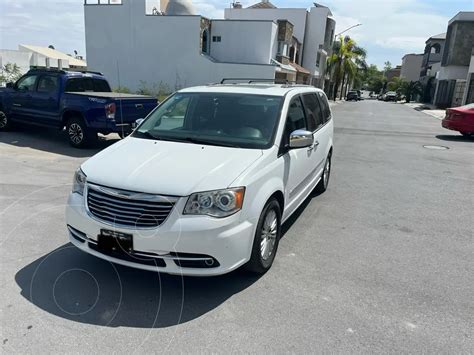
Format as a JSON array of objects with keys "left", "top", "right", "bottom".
[
  {"left": 0, "top": 125, "right": 120, "bottom": 158},
  {"left": 15, "top": 244, "right": 261, "bottom": 328},
  {"left": 436, "top": 134, "right": 474, "bottom": 143}
]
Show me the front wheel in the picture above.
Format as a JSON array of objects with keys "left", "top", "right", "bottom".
[
  {"left": 66, "top": 117, "right": 97, "bottom": 148},
  {"left": 0, "top": 110, "right": 12, "bottom": 131},
  {"left": 245, "top": 198, "right": 282, "bottom": 274},
  {"left": 315, "top": 152, "right": 332, "bottom": 193}
]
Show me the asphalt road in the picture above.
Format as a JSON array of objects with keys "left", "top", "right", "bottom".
[{"left": 1, "top": 100, "right": 473, "bottom": 353}]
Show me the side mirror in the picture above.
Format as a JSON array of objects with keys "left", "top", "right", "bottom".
[
  {"left": 6, "top": 82, "right": 14, "bottom": 89},
  {"left": 289, "top": 130, "right": 313, "bottom": 149}
]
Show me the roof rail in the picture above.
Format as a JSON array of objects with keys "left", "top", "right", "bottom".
[
  {"left": 220, "top": 78, "right": 292, "bottom": 84},
  {"left": 27, "top": 68, "right": 103, "bottom": 76}
]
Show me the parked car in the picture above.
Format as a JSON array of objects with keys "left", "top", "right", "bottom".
[
  {"left": 442, "top": 103, "right": 474, "bottom": 137},
  {"left": 66, "top": 83, "right": 334, "bottom": 275},
  {"left": 0, "top": 69, "right": 158, "bottom": 147},
  {"left": 346, "top": 91, "right": 359, "bottom": 101},
  {"left": 384, "top": 91, "right": 397, "bottom": 102}
]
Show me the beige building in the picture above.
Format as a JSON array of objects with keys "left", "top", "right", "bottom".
[{"left": 400, "top": 53, "right": 423, "bottom": 82}]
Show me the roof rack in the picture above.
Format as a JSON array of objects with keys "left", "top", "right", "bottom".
[
  {"left": 219, "top": 78, "right": 293, "bottom": 84},
  {"left": 27, "top": 68, "right": 103, "bottom": 76}
]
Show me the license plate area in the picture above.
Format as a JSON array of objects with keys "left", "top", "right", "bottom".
[{"left": 97, "top": 229, "right": 133, "bottom": 253}]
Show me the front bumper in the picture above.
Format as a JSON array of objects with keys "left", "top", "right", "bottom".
[{"left": 65, "top": 192, "right": 256, "bottom": 276}]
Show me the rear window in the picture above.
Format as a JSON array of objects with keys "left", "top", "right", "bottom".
[
  {"left": 65, "top": 77, "right": 111, "bottom": 92},
  {"left": 317, "top": 92, "right": 331, "bottom": 123}
]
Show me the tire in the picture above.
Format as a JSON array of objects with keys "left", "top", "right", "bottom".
[
  {"left": 66, "top": 117, "right": 97, "bottom": 148},
  {"left": 315, "top": 152, "right": 332, "bottom": 194},
  {"left": 0, "top": 110, "right": 12, "bottom": 131},
  {"left": 245, "top": 198, "right": 282, "bottom": 274}
]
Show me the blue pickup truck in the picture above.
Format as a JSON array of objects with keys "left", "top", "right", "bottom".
[{"left": 0, "top": 69, "right": 158, "bottom": 147}]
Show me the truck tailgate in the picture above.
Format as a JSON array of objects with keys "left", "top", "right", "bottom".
[{"left": 114, "top": 97, "right": 158, "bottom": 123}]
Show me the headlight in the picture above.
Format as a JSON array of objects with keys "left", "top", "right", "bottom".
[
  {"left": 72, "top": 168, "right": 87, "bottom": 195},
  {"left": 184, "top": 187, "right": 245, "bottom": 218}
]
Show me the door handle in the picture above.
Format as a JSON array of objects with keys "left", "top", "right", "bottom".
[{"left": 308, "top": 141, "right": 320, "bottom": 151}]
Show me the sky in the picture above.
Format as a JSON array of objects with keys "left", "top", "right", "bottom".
[{"left": 0, "top": 0, "right": 473, "bottom": 69}]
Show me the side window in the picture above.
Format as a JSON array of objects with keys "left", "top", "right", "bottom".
[
  {"left": 286, "top": 97, "right": 307, "bottom": 133},
  {"left": 302, "top": 93, "right": 323, "bottom": 131},
  {"left": 37, "top": 76, "right": 59, "bottom": 93},
  {"left": 317, "top": 92, "right": 332, "bottom": 123},
  {"left": 16, "top": 75, "right": 38, "bottom": 92}
]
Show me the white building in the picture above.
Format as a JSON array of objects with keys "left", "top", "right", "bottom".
[
  {"left": 0, "top": 45, "right": 87, "bottom": 81},
  {"left": 84, "top": 0, "right": 335, "bottom": 92},
  {"left": 400, "top": 53, "right": 423, "bottom": 82},
  {"left": 225, "top": 1, "right": 336, "bottom": 88}
]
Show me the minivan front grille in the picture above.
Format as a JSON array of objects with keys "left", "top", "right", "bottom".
[{"left": 86, "top": 184, "right": 177, "bottom": 228}]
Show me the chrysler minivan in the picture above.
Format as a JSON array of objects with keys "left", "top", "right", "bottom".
[{"left": 66, "top": 82, "right": 334, "bottom": 275}]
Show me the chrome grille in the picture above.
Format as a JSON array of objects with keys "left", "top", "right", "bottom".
[{"left": 86, "top": 184, "right": 176, "bottom": 228}]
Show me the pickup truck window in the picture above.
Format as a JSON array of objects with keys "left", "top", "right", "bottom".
[
  {"left": 65, "top": 78, "right": 111, "bottom": 93},
  {"left": 16, "top": 75, "right": 38, "bottom": 92},
  {"left": 37, "top": 76, "right": 59, "bottom": 93}
]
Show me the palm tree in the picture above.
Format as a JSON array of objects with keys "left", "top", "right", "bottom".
[
  {"left": 401, "top": 81, "right": 423, "bottom": 103},
  {"left": 327, "top": 36, "right": 367, "bottom": 101}
]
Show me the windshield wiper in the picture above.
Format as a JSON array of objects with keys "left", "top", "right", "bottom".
[
  {"left": 177, "top": 137, "right": 240, "bottom": 148},
  {"left": 134, "top": 130, "right": 158, "bottom": 140}
]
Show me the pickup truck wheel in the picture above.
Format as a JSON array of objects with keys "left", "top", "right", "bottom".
[
  {"left": 0, "top": 110, "right": 11, "bottom": 130},
  {"left": 245, "top": 198, "right": 282, "bottom": 274},
  {"left": 315, "top": 152, "right": 331, "bottom": 193},
  {"left": 66, "top": 117, "right": 97, "bottom": 148}
]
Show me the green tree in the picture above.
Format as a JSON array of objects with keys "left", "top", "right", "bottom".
[
  {"left": 383, "top": 61, "right": 392, "bottom": 74},
  {"left": 327, "top": 36, "right": 367, "bottom": 101},
  {"left": 387, "top": 76, "right": 405, "bottom": 92},
  {"left": 0, "top": 63, "right": 22, "bottom": 85},
  {"left": 400, "top": 81, "right": 423, "bottom": 103}
]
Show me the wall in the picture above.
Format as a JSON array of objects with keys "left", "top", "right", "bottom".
[
  {"left": 438, "top": 65, "right": 469, "bottom": 80},
  {"left": 442, "top": 16, "right": 474, "bottom": 67},
  {"left": 209, "top": 20, "right": 277, "bottom": 64},
  {"left": 400, "top": 54, "right": 423, "bottom": 82},
  {"left": 0, "top": 50, "right": 32, "bottom": 76},
  {"left": 225, "top": 7, "right": 308, "bottom": 42},
  {"left": 303, "top": 6, "right": 331, "bottom": 77},
  {"left": 84, "top": 0, "right": 275, "bottom": 92}
]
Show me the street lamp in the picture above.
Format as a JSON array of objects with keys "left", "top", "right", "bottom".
[{"left": 334, "top": 23, "right": 362, "bottom": 42}]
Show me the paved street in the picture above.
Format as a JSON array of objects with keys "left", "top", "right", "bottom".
[{"left": 1, "top": 100, "right": 473, "bottom": 353}]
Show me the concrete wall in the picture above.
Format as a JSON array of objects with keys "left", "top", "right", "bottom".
[
  {"left": 0, "top": 50, "right": 32, "bottom": 76},
  {"left": 209, "top": 20, "right": 277, "bottom": 64},
  {"left": 84, "top": 0, "right": 275, "bottom": 92},
  {"left": 303, "top": 6, "right": 332, "bottom": 77},
  {"left": 438, "top": 65, "right": 469, "bottom": 80},
  {"left": 400, "top": 54, "right": 423, "bottom": 82},
  {"left": 225, "top": 7, "right": 308, "bottom": 43}
]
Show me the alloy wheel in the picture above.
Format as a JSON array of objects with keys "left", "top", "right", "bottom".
[
  {"left": 260, "top": 209, "right": 278, "bottom": 261},
  {"left": 69, "top": 123, "right": 84, "bottom": 145},
  {"left": 323, "top": 156, "right": 331, "bottom": 188},
  {"left": 0, "top": 112, "right": 7, "bottom": 129}
]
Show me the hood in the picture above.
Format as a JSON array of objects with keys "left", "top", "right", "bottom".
[{"left": 81, "top": 137, "right": 263, "bottom": 196}]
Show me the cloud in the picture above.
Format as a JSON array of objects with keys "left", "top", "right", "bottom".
[{"left": 0, "top": 0, "right": 466, "bottom": 68}]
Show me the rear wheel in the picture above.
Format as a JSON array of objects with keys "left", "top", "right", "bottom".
[
  {"left": 246, "top": 198, "right": 282, "bottom": 274},
  {"left": 315, "top": 152, "right": 332, "bottom": 193},
  {"left": 66, "top": 117, "right": 97, "bottom": 148}
]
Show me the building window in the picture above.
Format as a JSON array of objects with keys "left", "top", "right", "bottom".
[
  {"left": 212, "top": 36, "right": 221, "bottom": 43},
  {"left": 316, "top": 52, "right": 321, "bottom": 67},
  {"left": 202, "top": 29, "right": 209, "bottom": 54}
]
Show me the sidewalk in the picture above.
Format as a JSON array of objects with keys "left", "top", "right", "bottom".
[{"left": 400, "top": 102, "right": 446, "bottom": 120}]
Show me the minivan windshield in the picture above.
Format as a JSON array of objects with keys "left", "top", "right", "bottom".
[{"left": 133, "top": 93, "right": 283, "bottom": 149}]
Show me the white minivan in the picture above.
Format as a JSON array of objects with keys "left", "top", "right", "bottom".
[{"left": 66, "top": 83, "right": 334, "bottom": 275}]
